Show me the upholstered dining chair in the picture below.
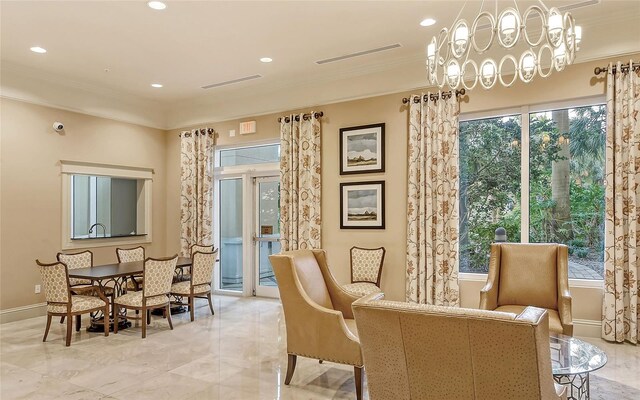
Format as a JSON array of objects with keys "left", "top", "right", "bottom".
[
  {"left": 269, "top": 249, "right": 364, "bottom": 400},
  {"left": 352, "top": 293, "right": 566, "bottom": 400},
  {"left": 57, "top": 250, "right": 114, "bottom": 330},
  {"left": 113, "top": 255, "right": 178, "bottom": 338},
  {"left": 170, "top": 249, "right": 218, "bottom": 321},
  {"left": 37, "top": 260, "right": 109, "bottom": 346},
  {"left": 342, "top": 246, "right": 386, "bottom": 297},
  {"left": 190, "top": 243, "right": 214, "bottom": 256},
  {"left": 479, "top": 243, "right": 573, "bottom": 336},
  {"left": 116, "top": 246, "right": 145, "bottom": 291},
  {"left": 174, "top": 244, "right": 215, "bottom": 283}
]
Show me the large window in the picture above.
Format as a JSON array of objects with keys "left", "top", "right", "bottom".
[{"left": 459, "top": 102, "right": 606, "bottom": 280}]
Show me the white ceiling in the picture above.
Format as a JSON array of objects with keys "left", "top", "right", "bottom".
[{"left": 1, "top": 0, "right": 639, "bottom": 129}]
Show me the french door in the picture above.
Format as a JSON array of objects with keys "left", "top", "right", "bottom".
[{"left": 215, "top": 172, "right": 280, "bottom": 298}]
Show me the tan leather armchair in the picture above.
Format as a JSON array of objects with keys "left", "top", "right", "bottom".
[
  {"left": 269, "top": 249, "right": 364, "bottom": 400},
  {"left": 352, "top": 294, "right": 566, "bottom": 400},
  {"left": 480, "top": 243, "right": 573, "bottom": 336}
]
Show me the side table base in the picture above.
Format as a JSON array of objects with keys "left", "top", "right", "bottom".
[{"left": 554, "top": 372, "right": 590, "bottom": 400}]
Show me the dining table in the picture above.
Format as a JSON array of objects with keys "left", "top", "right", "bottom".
[{"left": 68, "top": 256, "right": 192, "bottom": 332}]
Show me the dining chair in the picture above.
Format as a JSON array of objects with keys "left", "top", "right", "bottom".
[
  {"left": 190, "top": 244, "right": 214, "bottom": 256},
  {"left": 37, "top": 260, "right": 109, "bottom": 346},
  {"left": 116, "top": 246, "right": 145, "bottom": 291},
  {"left": 56, "top": 250, "right": 114, "bottom": 330},
  {"left": 342, "top": 246, "right": 386, "bottom": 297},
  {"left": 173, "top": 244, "right": 215, "bottom": 283},
  {"left": 170, "top": 249, "right": 218, "bottom": 321},
  {"left": 113, "top": 255, "right": 178, "bottom": 338}
]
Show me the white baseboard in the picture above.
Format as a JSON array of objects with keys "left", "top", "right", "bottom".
[
  {"left": 0, "top": 303, "right": 46, "bottom": 324},
  {"left": 574, "top": 318, "right": 601, "bottom": 338}
]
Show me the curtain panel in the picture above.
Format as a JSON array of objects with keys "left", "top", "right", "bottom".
[
  {"left": 602, "top": 61, "right": 640, "bottom": 344},
  {"left": 180, "top": 128, "right": 216, "bottom": 257},
  {"left": 406, "top": 94, "right": 461, "bottom": 306},
  {"left": 279, "top": 113, "right": 322, "bottom": 251}
]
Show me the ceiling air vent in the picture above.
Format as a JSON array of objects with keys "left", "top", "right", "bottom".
[
  {"left": 315, "top": 43, "right": 402, "bottom": 65},
  {"left": 201, "top": 74, "right": 262, "bottom": 89}
]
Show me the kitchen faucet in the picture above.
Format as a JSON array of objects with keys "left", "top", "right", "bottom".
[{"left": 88, "top": 223, "right": 107, "bottom": 238}]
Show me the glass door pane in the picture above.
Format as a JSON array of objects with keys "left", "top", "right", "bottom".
[
  {"left": 255, "top": 177, "right": 280, "bottom": 296},
  {"left": 219, "top": 178, "right": 243, "bottom": 291}
]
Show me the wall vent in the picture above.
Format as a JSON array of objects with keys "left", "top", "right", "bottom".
[
  {"left": 201, "top": 74, "right": 262, "bottom": 89},
  {"left": 315, "top": 43, "right": 402, "bottom": 65}
]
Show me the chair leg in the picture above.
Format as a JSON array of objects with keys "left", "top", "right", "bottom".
[
  {"left": 319, "top": 360, "right": 323, "bottom": 364},
  {"left": 43, "top": 315, "right": 52, "bottom": 342},
  {"left": 147, "top": 309, "right": 151, "bottom": 325},
  {"left": 284, "top": 354, "right": 297, "bottom": 385},
  {"left": 113, "top": 304, "right": 119, "bottom": 334},
  {"left": 75, "top": 315, "right": 81, "bottom": 332},
  {"left": 142, "top": 307, "right": 147, "bottom": 339},
  {"left": 166, "top": 305, "right": 174, "bottom": 330},
  {"left": 354, "top": 366, "right": 363, "bottom": 400},
  {"left": 103, "top": 306, "right": 109, "bottom": 337},
  {"left": 60, "top": 316, "right": 65, "bottom": 324},
  {"left": 65, "top": 315, "right": 72, "bottom": 346},
  {"left": 207, "top": 293, "right": 214, "bottom": 315},
  {"left": 189, "top": 296, "right": 194, "bottom": 322}
]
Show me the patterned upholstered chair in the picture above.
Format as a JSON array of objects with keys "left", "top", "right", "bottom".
[
  {"left": 57, "top": 250, "right": 113, "bottom": 330},
  {"left": 113, "top": 255, "right": 178, "bottom": 338},
  {"left": 170, "top": 249, "right": 218, "bottom": 321},
  {"left": 353, "top": 293, "right": 566, "bottom": 400},
  {"left": 269, "top": 250, "right": 364, "bottom": 400},
  {"left": 479, "top": 243, "right": 573, "bottom": 336},
  {"left": 342, "top": 246, "right": 386, "bottom": 297},
  {"left": 116, "top": 246, "right": 145, "bottom": 291},
  {"left": 190, "top": 244, "right": 214, "bottom": 256},
  {"left": 174, "top": 244, "right": 215, "bottom": 283},
  {"left": 37, "top": 260, "right": 109, "bottom": 346}
]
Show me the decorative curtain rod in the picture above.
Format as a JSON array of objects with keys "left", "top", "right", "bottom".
[
  {"left": 277, "top": 111, "right": 324, "bottom": 123},
  {"left": 179, "top": 128, "right": 215, "bottom": 138},
  {"left": 402, "top": 89, "right": 466, "bottom": 104},
  {"left": 594, "top": 62, "right": 640, "bottom": 75}
]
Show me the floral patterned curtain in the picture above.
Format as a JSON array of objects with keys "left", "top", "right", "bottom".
[
  {"left": 602, "top": 61, "right": 640, "bottom": 344},
  {"left": 279, "top": 113, "right": 321, "bottom": 251},
  {"left": 406, "top": 94, "right": 460, "bottom": 306},
  {"left": 180, "top": 128, "right": 216, "bottom": 257}
]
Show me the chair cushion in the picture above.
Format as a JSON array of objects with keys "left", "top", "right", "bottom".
[
  {"left": 495, "top": 305, "right": 564, "bottom": 334},
  {"left": 114, "top": 292, "right": 168, "bottom": 308},
  {"left": 498, "top": 244, "right": 558, "bottom": 310},
  {"left": 343, "top": 282, "right": 382, "bottom": 297},
  {"left": 343, "top": 318, "right": 359, "bottom": 339},
  {"left": 126, "top": 276, "right": 143, "bottom": 291},
  {"left": 48, "top": 295, "right": 107, "bottom": 313},
  {"left": 69, "top": 278, "right": 92, "bottom": 286},
  {"left": 170, "top": 281, "right": 211, "bottom": 295}
]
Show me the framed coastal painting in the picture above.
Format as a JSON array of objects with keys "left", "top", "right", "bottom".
[
  {"left": 340, "top": 181, "right": 385, "bottom": 229},
  {"left": 339, "top": 123, "right": 385, "bottom": 175}
]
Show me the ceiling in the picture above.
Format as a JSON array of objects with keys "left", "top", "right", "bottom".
[{"left": 1, "top": 0, "right": 639, "bottom": 129}]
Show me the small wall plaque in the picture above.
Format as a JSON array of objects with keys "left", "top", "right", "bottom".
[{"left": 261, "top": 225, "right": 273, "bottom": 235}]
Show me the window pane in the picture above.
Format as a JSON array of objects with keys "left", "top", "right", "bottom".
[
  {"left": 529, "top": 105, "right": 606, "bottom": 280},
  {"left": 219, "top": 178, "right": 243, "bottom": 291},
  {"left": 459, "top": 115, "right": 522, "bottom": 273},
  {"left": 220, "top": 144, "right": 280, "bottom": 167}
]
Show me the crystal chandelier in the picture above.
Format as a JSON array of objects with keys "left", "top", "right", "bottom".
[{"left": 426, "top": 0, "right": 582, "bottom": 90}]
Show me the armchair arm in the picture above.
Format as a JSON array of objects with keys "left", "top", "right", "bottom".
[
  {"left": 479, "top": 244, "right": 501, "bottom": 310},
  {"left": 313, "top": 250, "right": 360, "bottom": 319},
  {"left": 556, "top": 245, "right": 573, "bottom": 336}
]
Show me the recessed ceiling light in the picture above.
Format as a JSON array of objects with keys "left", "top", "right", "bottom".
[
  {"left": 151, "top": 83, "right": 163, "bottom": 88},
  {"left": 420, "top": 18, "right": 437, "bottom": 27},
  {"left": 147, "top": 1, "right": 167, "bottom": 10},
  {"left": 260, "top": 57, "right": 273, "bottom": 63},
  {"left": 30, "top": 46, "right": 47, "bottom": 54}
]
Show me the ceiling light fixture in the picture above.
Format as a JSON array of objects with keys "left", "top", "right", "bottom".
[
  {"left": 151, "top": 83, "right": 163, "bottom": 88},
  {"left": 426, "top": 0, "right": 582, "bottom": 90},
  {"left": 260, "top": 57, "right": 273, "bottom": 63},
  {"left": 30, "top": 46, "right": 47, "bottom": 54},
  {"left": 420, "top": 18, "right": 437, "bottom": 27},
  {"left": 147, "top": 1, "right": 167, "bottom": 10}
]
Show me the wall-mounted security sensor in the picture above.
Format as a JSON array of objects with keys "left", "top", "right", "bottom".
[{"left": 53, "top": 122, "right": 64, "bottom": 132}]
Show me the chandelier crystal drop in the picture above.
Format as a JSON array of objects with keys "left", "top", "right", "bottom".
[{"left": 426, "top": 0, "right": 582, "bottom": 90}]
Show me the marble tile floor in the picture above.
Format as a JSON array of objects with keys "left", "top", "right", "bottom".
[{"left": 0, "top": 296, "right": 638, "bottom": 400}]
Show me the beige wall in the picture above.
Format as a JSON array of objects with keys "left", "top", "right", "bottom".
[
  {"left": 166, "top": 54, "right": 639, "bottom": 328},
  {"left": 0, "top": 98, "right": 167, "bottom": 311}
]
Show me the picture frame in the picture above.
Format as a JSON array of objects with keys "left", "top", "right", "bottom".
[
  {"left": 339, "top": 123, "right": 385, "bottom": 175},
  {"left": 340, "top": 181, "right": 385, "bottom": 229}
]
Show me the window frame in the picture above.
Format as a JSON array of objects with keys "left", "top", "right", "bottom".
[
  {"left": 60, "top": 160, "right": 153, "bottom": 250},
  {"left": 458, "top": 95, "right": 606, "bottom": 288}
]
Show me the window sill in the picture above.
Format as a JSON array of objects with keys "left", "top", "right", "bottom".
[{"left": 459, "top": 272, "right": 603, "bottom": 289}]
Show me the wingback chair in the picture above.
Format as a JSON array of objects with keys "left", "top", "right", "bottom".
[
  {"left": 269, "top": 249, "right": 364, "bottom": 400},
  {"left": 352, "top": 294, "right": 566, "bottom": 400},
  {"left": 479, "top": 243, "right": 573, "bottom": 336}
]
